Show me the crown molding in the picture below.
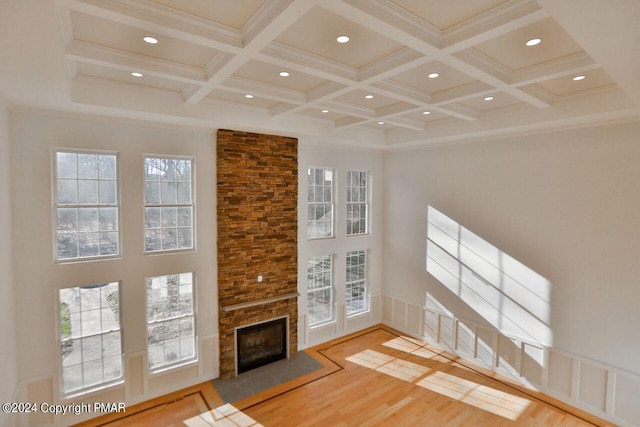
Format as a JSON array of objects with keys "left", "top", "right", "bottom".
[
  {"left": 65, "top": 40, "right": 206, "bottom": 84},
  {"left": 56, "top": 0, "right": 243, "bottom": 51}
]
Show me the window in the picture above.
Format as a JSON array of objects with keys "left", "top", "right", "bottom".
[
  {"left": 307, "top": 167, "right": 334, "bottom": 239},
  {"left": 146, "top": 273, "right": 197, "bottom": 371},
  {"left": 144, "top": 157, "right": 194, "bottom": 252},
  {"left": 307, "top": 255, "right": 334, "bottom": 326},
  {"left": 347, "top": 171, "right": 368, "bottom": 235},
  {"left": 54, "top": 151, "right": 119, "bottom": 261},
  {"left": 59, "top": 282, "right": 123, "bottom": 395},
  {"left": 346, "top": 250, "right": 368, "bottom": 315}
]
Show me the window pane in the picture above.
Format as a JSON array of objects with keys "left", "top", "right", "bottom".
[
  {"left": 161, "top": 182, "right": 177, "bottom": 204},
  {"left": 57, "top": 153, "right": 77, "bottom": 179},
  {"left": 346, "top": 250, "right": 368, "bottom": 315},
  {"left": 161, "top": 207, "right": 177, "bottom": 227},
  {"left": 307, "top": 255, "right": 333, "bottom": 326},
  {"left": 99, "top": 155, "right": 117, "bottom": 180},
  {"left": 146, "top": 229, "right": 161, "bottom": 252},
  {"left": 59, "top": 283, "right": 122, "bottom": 395},
  {"left": 162, "top": 229, "right": 177, "bottom": 250},
  {"left": 177, "top": 182, "right": 191, "bottom": 203},
  {"left": 177, "top": 207, "right": 192, "bottom": 227},
  {"left": 145, "top": 181, "right": 160, "bottom": 204},
  {"left": 346, "top": 172, "right": 368, "bottom": 235},
  {"left": 178, "top": 227, "right": 192, "bottom": 249},
  {"left": 99, "top": 207, "right": 118, "bottom": 231},
  {"left": 78, "top": 180, "right": 98, "bottom": 204},
  {"left": 98, "top": 180, "right": 117, "bottom": 204},
  {"left": 103, "top": 355, "right": 122, "bottom": 382},
  {"left": 54, "top": 150, "right": 120, "bottom": 261},
  {"left": 99, "top": 232, "right": 118, "bottom": 256},
  {"left": 58, "top": 208, "right": 78, "bottom": 232},
  {"left": 145, "top": 273, "right": 196, "bottom": 371},
  {"left": 78, "top": 154, "right": 98, "bottom": 179},
  {"left": 144, "top": 157, "right": 194, "bottom": 253},
  {"left": 58, "top": 180, "right": 77, "bottom": 204},
  {"left": 145, "top": 207, "right": 161, "bottom": 229}
]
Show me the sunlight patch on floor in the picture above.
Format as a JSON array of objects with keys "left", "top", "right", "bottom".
[
  {"left": 347, "top": 340, "right": 531, "bottom": 422},
  {"left": 184, "top": 403, "right": 263, "bottom": 427},
  {"left": 417, "top": 371, "right": 530, "bottom": 421}
]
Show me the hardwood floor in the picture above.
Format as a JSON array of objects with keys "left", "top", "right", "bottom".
[{"left": 79, "top": 326, "right": 614, "bottom": 426}]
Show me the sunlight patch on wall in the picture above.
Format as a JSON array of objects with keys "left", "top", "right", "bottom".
[{"left": 426, "top": 206, "right": 552, "bottom": 346}]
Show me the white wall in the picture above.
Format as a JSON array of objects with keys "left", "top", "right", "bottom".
[
  {"left": 0, "top": 96, "right": 18, "bottom": 427},
  {"left": 382, "top": 122, "right": 640, "bottom": 425},
  {"left": 7, "top": 111, "right": 387, "bottom": 425},
  {"left": 10, "top": 111, "right": 217, "bottom": 426},
  {"left": 298, "top": 141, "right": 384, "bottom": 347}
]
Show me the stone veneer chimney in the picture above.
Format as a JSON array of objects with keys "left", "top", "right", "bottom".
[{"left": 216, "top": 129, "right": 298, "bottom": 379}]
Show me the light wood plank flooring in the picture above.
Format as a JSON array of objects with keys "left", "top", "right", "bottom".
[{"left": 77, "top": 325, "right": 614, "bottom": 426}]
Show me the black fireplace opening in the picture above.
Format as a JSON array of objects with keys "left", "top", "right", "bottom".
[{"left": 236, "top": 317, "right": 287, "bottom": 374}]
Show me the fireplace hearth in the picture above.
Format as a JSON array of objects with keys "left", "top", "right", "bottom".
[{"left": 236, "top": 317, "right": 288, "bottom": 374}]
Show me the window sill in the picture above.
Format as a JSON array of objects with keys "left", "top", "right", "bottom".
[
  {"left": 308, "top": 320, "right": 337, "bottom": 330},
  {"left": 347, "top": 309, "right": 370, "bottom": 319},
  {"left": 148, "top": 357, "right": 199, "bottom": 376}
]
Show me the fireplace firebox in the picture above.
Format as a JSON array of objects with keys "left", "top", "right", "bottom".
[{"left": 236, "top": 317, "right": 288, "bottom": 374}]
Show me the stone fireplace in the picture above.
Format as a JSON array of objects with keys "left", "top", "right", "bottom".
[
  {"left": 217, "top": 129, "right": 298, "bottom": 379},
  {"left": 236, "top": 317, "right": 288, "bottom": 374}
]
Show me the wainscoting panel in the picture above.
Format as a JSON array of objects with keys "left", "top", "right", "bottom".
[
  {"left": 578, "top": 362, "right": 608, "bottom": 412},
  {"left": 382, "top": 295, "right": 393, "bottom": 325},
  {"left": 148, "top": 364, "right": 199, "bottom": 395},
  {"left": 127, "top": 353, "right": 144, "bottom": 399},
  {"left": 406, "top": 304, "right": 423, "bottom": 337},
  {"left": 26, "top": 378, "right": 53, "bottom": 427},
  {"left": 382, "top": 294, "right": 640, "bottom": 427},
  {"left": 613, "top": 373, "right": 640, "bottom": 425},
  {"left": 454, "top": 320, "right": 475, "bottom": 358},
  {"left": 200, "top": 334, "right": 219, "bottom": 378},
  {"left": 521, "top": 342, "right": 544, "bottom": 387},
  {"left": 497, "top": 335, "right": 519, "bottom": 375},
  {"left": 548, "top": 350, "right": 574, "bottom": 398},
  {"left": 475, "top": 326, "right": 497, "bottom": 368},
  {"left": 391, "top": 298, "right": 406, "bottom": 329}
]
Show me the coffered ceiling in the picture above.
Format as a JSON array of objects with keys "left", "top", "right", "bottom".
[{"left": 1, "top": 0, "right": 639, "bottom": 149}]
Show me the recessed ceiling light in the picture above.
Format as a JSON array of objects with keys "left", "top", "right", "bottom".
[
  {"left": 365, "top": 94, "right": 374, "bottom": 99},
  {"left": 143, "top": 36, "right": 158, "bottom": 44},
  {"left": 526, "top": 38, "right": 541, "bottom": 47},
  {"left": 484, "top": 96, "right": 494, "bottom": 101},
  {"left": 422, "top": 111, "right": 431, "bottom": 115},
  {"left": 573, "top": 75, "right": 586, "bottom": 81},
  {"left": 279, "top": 71, "right": 290, "bottom": 77},
  {"left": 321, "top": 109, "right": 329, "bottom": 113},
  {"left": 377, "top": 121, "right": 385, "bottom": 125},
  {"left": 244, "top": 94, "right": 254, "bottom": 99},
  {"left": 336, "top": 35, "right": 350, "bottom": 43},
  {"left": 131, "top": 72, "right": 143, "bottom": 77},
  {"left": 428, "top": 73, "right": 439, "bottom": 79}
]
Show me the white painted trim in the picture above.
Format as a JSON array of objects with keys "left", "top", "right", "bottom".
[{"left": 381, "top": 294, "right": 640, "bottom": 427}]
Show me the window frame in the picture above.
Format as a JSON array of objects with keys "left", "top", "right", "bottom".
[
  {"left": 145, "top": 272, "right": 198, "bottom": 373},
  {"left": 307, "top": 167, "right": 335, "bottom": 240},
  {"left": 52, "top": 148, "right": 121, "bottom": 263},
  {"left": 58, "top": 281, "right": 124, "bottom": 397},
  {"left": 307, "top": 254, "right": 336, "bottom": 327},
  {"left": 143, "top": 155, "right": 196, "bottom": 254},
  {"left": 346, "top": 170, "right": 369, "bottom": 236},
  {"left": 345, "top": 250, "right": 369, "bottom": 316}
]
